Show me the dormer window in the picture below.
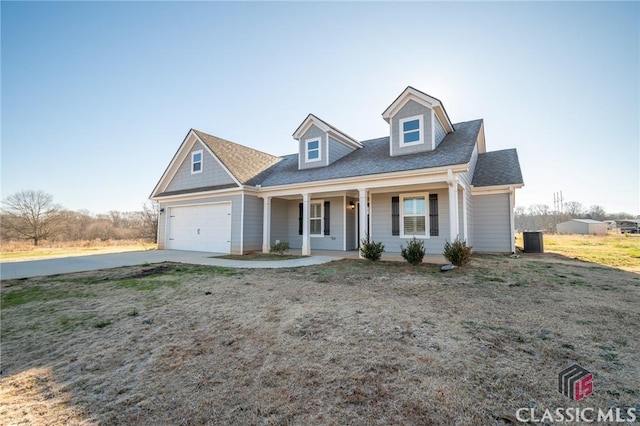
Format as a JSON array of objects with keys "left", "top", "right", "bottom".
[
  {"left": 400, "top": 115, "right": 423, "bottom": 146},
  {"left": 191, "top": 150, "right": 203, "bottom": 174},
  {"left": 305, "top": 137, "right": 321, "bottom": 162}
]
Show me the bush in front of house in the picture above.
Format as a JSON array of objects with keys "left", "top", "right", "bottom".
[
  {"left": 360, "top": 234, "right": 385, "bottom": 261},
  {"left": 443, "top": 237, "right": 472, "bottom": 267},
  {"left": 270, "top": 240, "right": 290, "bottom": 256},
  {"left": 400, "top": 237, "right": 426, "bottom": 265}
]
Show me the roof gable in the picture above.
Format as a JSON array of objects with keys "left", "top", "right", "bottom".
[
  {"left": 382, "top": 86, "right": 454, "bottom": 133},
  {"left": 471, "top": 149, "right": 524, "bottom": 188},
  {"left": 192, "top": 130, "right": 281, "bottom": 185},
  {"left": 292, "top": 114, "right": 362, "bottom": 149}
]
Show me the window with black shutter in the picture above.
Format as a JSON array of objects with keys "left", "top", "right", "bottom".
[
  {"left": 324, "top": 201, "right": 330, "bottom": 235},
  {"left": 429, "top": 194, "right": 439, "bottom": 236},
  {"left": 391, "top": 196, "right": 400, "bottom": 236},
  {"left": 298, "top": 203, "right": 303, "bottom": 235}
]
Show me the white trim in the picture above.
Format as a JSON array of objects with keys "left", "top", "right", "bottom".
[
  {"left": 305, "top": 137, "right": 322, "bottom": 163},
  {"left": 309, "top": 199, "right": 324, "bottom": 237},
  {"left": 262, "top": 196, "right": 271, "bottom": 253},
  {"left": 470, "top": 184, "right": 523, "bottom": 195},
  {"left": 399, "top": 192, "right": 430, "bottom": 238},
  {"left": 382, "top": 87, "right": 454, "bottom": 133},
  {"left": 293, "top": 114, "right": 361, "bottom": 148},
  {"left": 191, "top": 149, "right": 203, "bottom": 175},
  {"left": 462, "top": 186, "right": 468, "bottom": 242},
  {"left": 399, "top": 115, "right": 424, "bottom": 147},
  {"left": 239, "top": 193, "right": 244, "bottom": 255},
  {"left": 302, "top": 193, "right": 310, "bottom": 255},
  {"left": 151, "top": 186, "right": 246, "bottom": 202},
  {"left": 509, "top": 188, "right": 516, "bottom": 254},
  {"left": 431, "top": 110, "right": 436, "bottom": 150},
  {"left": 343, "top": 195, "right": 347, "bottom": 251}
]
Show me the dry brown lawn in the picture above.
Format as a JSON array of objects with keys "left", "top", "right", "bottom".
[{"left": 1, "top": 255, "right": 639, "bottom": 425}]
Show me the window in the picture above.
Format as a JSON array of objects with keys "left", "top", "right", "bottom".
[
  {"left": 392, "top": 194, "right": 438, "bottom": 237},
  {"left": 402, "top": 196, "right": 426, "bottom": 236},
  {"left": 298, "top": 201, "right": 330, "bottom": 236},
  {"left": 399, "top": 115, "right": 423, "bottom": 146},
  {"left": 306, "top": 137, "right": 321, "bottom": 162},
  {"left": 310, "top": 202, "right": 322, "bottom": 235},
  {"left": 191, "top": 150, "right": 203, "bottom": 174}
]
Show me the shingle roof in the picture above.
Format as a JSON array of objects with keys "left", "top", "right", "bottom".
[
  {"left": 193, "top": 129, "right": 281, "bottom": 185},
  {"left": 471, "top": 149, "right": 523, "bottom": 187},
  {"left": 259, "top": 119, "right": 483, "bottom": 187}
]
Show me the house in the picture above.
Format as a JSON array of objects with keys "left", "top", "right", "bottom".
[
  {"left": 150, "top": 86, "right": 524, "bottom": 256},
  {"left": 556, "top": 219, "right": 608, "bottom": 235}
]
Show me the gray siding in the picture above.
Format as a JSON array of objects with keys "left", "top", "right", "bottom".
[
  {"left": 158, "top": 194, "right": 243, "bottom": 254},
  {"left": 472, "top": 193, "right": 511, "bottom": 253},
  {"left": 390, "top": 100, "right": 434, "bottom": 156},
  {"left": 166, "top": 141, "right": 236, "bottom": 192},
  {"left": 270, "top": 199, "right": 289, "bottom": 246},
  {"left": 370, "top": 190, "right": 449, "bottom": 254},
  {"left": 243, "top": 195, "right": 263, "bottom": 252},
  {"left": 298, "top": 125, "right": 328, "bottom": 170},
  {"left": 283, "top": 197, "right": 344, "bottom": 251},
  {"left": 328, "top": 136, "right": 355, "bottom": 165},
  {"left": 345, "top": 197, "right": 357, "bottom": 250},
  {"left": 434, "top": 116, "right": 446, "bottom": 147}
]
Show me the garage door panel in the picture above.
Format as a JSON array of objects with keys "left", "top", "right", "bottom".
[{"left": 167, "top": 203, "right": 232, "bottom": 253}]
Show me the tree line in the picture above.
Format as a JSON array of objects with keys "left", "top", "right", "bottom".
[
  {"left": 514, "top": 201, "right": 638, "bottom": 232},
  {"left": 1, "top": 190, "right": 158, "bottom": 246}
]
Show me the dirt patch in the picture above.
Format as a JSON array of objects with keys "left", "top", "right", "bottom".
[{"left": 1, "top": 255, "right": 639, "bottom": 425}]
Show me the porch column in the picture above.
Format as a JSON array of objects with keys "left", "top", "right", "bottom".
[
  {"left": 509, "top": 187, "right": 516, "bottom": 254},
  {"left": 461, "top": 187, "right": 468, "bottom": 242},
  {"left": 262, "top": 196, "right": 271, "bottom": 253},
  {"left": 448, "top": 180, "right": 459, "bottom": 241},
  {"left": 358, "top": 188, "right": 367, "bottom": 258},
  {"left": 302, "top": 193, "right": 311, "bottom": 256}
]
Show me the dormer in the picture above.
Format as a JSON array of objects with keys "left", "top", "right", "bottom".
[
  {"left": 293, "top": 114, "right": 362, "bottom": 170},
  {"left": 382, "top": 86, "right": 455, "bottom": 157}
]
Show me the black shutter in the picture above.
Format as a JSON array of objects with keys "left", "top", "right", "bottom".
[
  {"left": 429, "top": 194, "right": 439, "bottom": 236},
  {"left": 391, "top": 196, "right": 399, "bottom": 236},
  {"left": 324, "top": 201, "right": 330, "bottom": 235},
  {"left": 298, "top": 203, "right": 303, "bottom": 235}
]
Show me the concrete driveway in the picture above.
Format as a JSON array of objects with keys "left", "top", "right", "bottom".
[{"left": 0, "top": 250, "right": 341, "bottom": 280}]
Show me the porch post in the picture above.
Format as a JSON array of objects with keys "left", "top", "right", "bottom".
[
  {"left": 358, "top": 188, "right": 367, "bottom": 258},
  {"left": 262, "top": 196, "right": 271, "bottom": 253},
  {"left": 461, "top": 187, "right": 468, "bottom": 242},
  {"left": 509, "top": 187, "right": 516, "bottom": 254},
  {"left": 448, "top": 179, "right": 459, "bottom": 241},
  {"left": 302, "top": 193, "right": 311, "bottom": 256}
]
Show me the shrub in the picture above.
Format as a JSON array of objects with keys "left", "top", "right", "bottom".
[
  {"left": 443, "top": 237, "right": 472, "bottom": 267},
  {"left": 401, "top": 237, "right": 425, "bottom": 265},
  {"left": 360, "top": 234, "right": 385, "bottom": 261},
  {"left": 270, "top": 240, "right": 290, "bottom": 256}
]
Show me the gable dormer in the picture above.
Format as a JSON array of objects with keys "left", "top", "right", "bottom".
[
  {"left": 382, "top": 86, "right": 455, "bottom": 157},
  {"left": 293, "top": 114, "right": 362, "bottom": 170}
]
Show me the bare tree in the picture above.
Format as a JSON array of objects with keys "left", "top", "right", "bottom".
[
  {"left": 1, "top": 190, "right": 62, "bottom": 246},
  {"left": 139, "top": 201, "right": 159, "bottom": 243},
  {"left": 564, "top": 201, "right": 585, "bottom": 218},
  {"left": 587, "top": 205, "right": 607, "bottom": 221}
]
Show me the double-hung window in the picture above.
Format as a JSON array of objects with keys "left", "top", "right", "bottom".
[
  {"left": 306, "top": 138, "right": 321, "bottom": 162},
  {"left": 310, "top": 202, "right": 323, "bottom": 235},
  {"left": 399, "top": 115, "right": 423, "bottom": 146},
  {"left": 401, "top": 194, "right": 428, "bottom": 237},
  {"left": 191, "top": 150, "right": 203, "bottom": 174}
]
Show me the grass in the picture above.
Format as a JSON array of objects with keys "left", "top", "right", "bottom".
[
  {"left": 1, "top": 257, "right": 638, "bottom": 425},
  {"left": 516, "top": 232, "right": 640, "bottom": 271},
  {"left": 0, "top": 239, "right": 156, "bottom": 262}
]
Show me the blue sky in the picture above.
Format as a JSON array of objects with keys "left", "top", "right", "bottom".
[{"left": 2, "top": 2, "right": 638, "bottom": 215}]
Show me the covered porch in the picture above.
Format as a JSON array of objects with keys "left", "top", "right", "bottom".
[{"left": 260, "top": 169, "right": 469, "bottom": 258}]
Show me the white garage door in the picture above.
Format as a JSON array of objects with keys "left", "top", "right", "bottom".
[{"left": 167, "top": 203, "right": 232, "bottom": 253}]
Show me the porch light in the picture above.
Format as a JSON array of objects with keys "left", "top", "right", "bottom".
[{"left": 349, "top": 201, "right": 355, "bottom": 210}]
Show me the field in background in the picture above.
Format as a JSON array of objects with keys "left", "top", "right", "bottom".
[
  {"left": 1, "top": 257, "right": 638, "bottom": 424},
  {"left": 516, "top": 232, "right": 640, "bottom": 272},
  {"left": 0, "top": 240, "right": 156, "bottom": 262}
]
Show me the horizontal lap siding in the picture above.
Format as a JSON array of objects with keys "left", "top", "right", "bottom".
[
  {"left": 158, "top": 195, "right": 243, "bottom": 254},
  {"left": 270, "top": 199, "right": 289, "bottom": 246},
  {"left": 328, "top": 137, "right": 355, "bottom": 164},
  {"left": 285, "top": 197, "right": 344, "bottom": 251},
  {"left": 370, "top": 190, "right": 449, "bottom": 254},
  {"left": 345, "top": 197, "right": 357, "bottom": 250},
  {"left": 166, "top": 141, "right": 236, "bottom": 192},
  {"left": 243, "top": 195, "right": 263, "bottom": 253},
  {"left": 472, "top": 193, "right": 511, "bottom": 253}
]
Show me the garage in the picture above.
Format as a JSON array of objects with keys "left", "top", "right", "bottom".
[{"left": 167, "top": 203, "right": 232, "bottom": 253}]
